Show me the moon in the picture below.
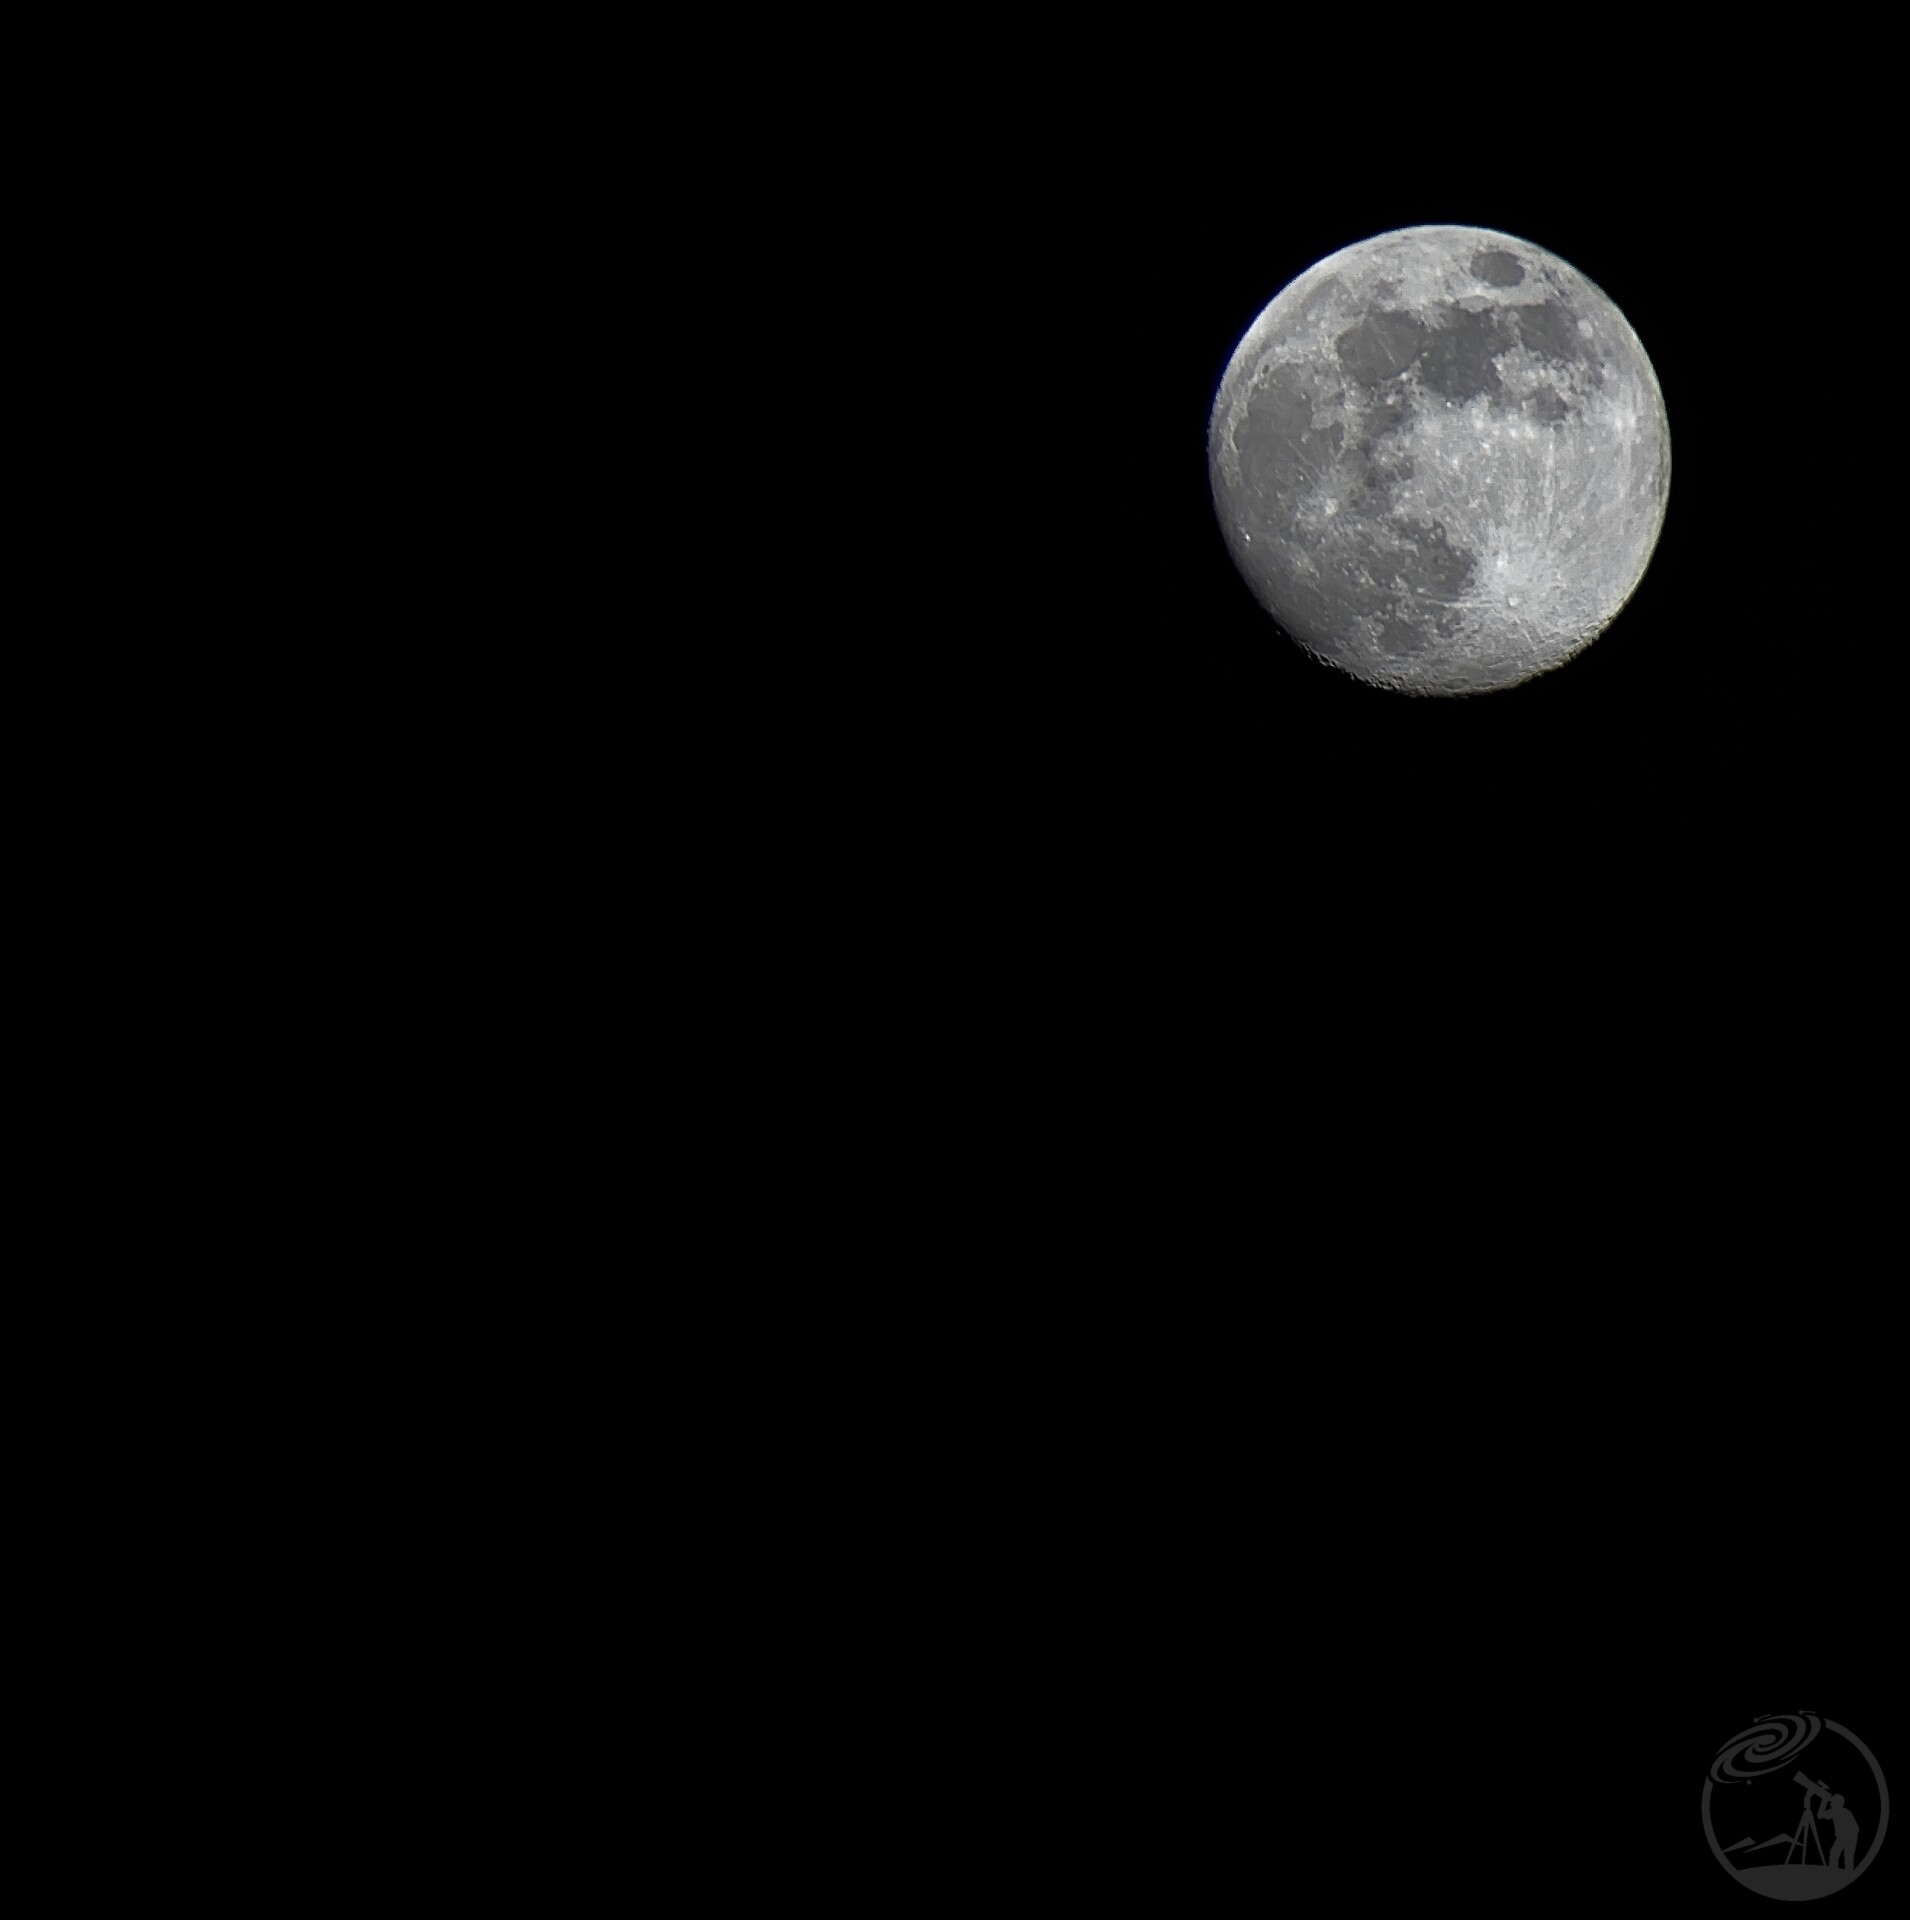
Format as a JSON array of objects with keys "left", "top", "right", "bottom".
[{"left": 1209, "top": 225, "right": 1669, "bottom": 694}]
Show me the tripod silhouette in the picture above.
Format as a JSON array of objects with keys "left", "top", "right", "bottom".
[{"left": 1786, "top": 1787, "right": 1830, "bottom": 1867}]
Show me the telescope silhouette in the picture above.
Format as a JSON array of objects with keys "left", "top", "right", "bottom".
[{"left": 1786, "top": 1772, "right": 1835, "bottom": 1867}]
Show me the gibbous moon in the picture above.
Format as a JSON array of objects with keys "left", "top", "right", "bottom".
[{"left": 1209, "top": 225, "right": 1669, "bottom": 694}]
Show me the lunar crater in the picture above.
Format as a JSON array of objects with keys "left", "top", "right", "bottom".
[{"left": 1469, "top": 247, "right": 1525, "bottom": 287}]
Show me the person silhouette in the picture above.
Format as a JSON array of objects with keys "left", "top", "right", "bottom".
[{"left": 1823, "top": 1793, "right": 1860, "bottom": 1870}]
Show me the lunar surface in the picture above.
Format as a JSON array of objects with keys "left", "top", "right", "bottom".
[{"left": 1209, "top": 226, "right": 1669, "bottom": 694}]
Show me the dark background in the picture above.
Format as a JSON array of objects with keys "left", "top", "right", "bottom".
[
  {"left": 867, "top": 43, "right": 1901, "bottom": 1201},
  {"left": 1009, "top": 71, "right": 1895, "bottom": 899}
]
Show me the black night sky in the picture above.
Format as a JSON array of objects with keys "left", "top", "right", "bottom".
[
  {"left": 982, "top": 42, "right": 1896, "bottom": 937},
  {"left": 913, "top": 38, "right": 1899, "bottom": 1140}
]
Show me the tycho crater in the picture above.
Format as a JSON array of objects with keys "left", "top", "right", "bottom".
[{"left": 1209, "top": 226, "right": 1670, "bottom": 694}]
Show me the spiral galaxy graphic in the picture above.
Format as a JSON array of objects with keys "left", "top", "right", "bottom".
[{"left": 1710, "top": 1712, "right": 1824, "bottom": 1784}]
